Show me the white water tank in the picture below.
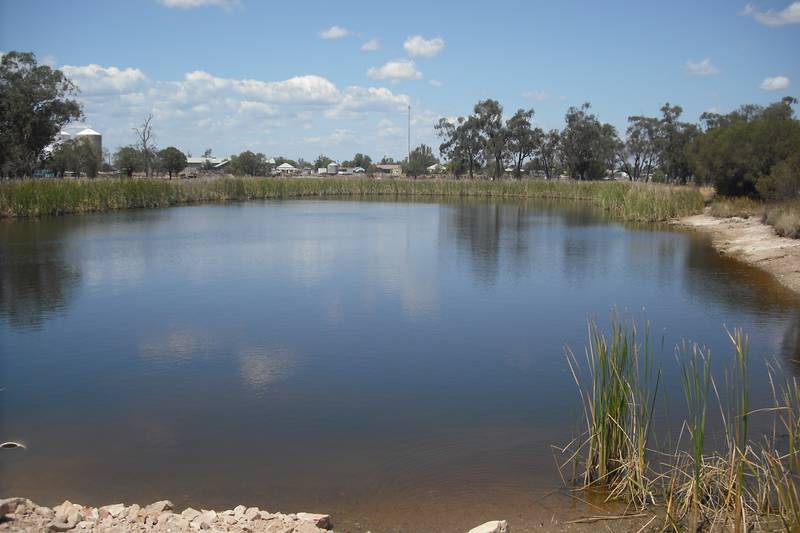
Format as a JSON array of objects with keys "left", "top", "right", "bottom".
[{"left": 75, "top": 128, "right": 102, "bottom": 166}]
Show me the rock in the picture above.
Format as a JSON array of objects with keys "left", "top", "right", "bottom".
[
  {"left": 100, "top": 503, "right": 126, "bottom": 518},
  {"left": 292, "top": 522, "right": 324, "bottom": 533},
  {"left": 125, "top": 504, "right": 140, "bottom": 522},
  {"left": 244, "top": 507, "right": 260, "bottom": 521},
  {"left": 296, "top": 512, "right": 331, "bottom": 529},
  {"left": 36, "top": 506, "right": 56, "bottom": 519},
  {"left": 182, "top": 507, "right": 201, "bottom": 520},
  {"left": 49, "top": 509, "right": 82, "bottom": 532},
  {"left": 467, "top": 520, "right": 509, "bottom": 533},
  {"left": 0, "top": 497, "right": 26, "bottom": 518},
  {"left": 145, "top": 500, "right": 174, "bottom": 514},
  {"left": 234, "top": 504, "right": 247, "bottom": 517}
]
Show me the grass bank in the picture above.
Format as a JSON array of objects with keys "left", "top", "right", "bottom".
[
  {"left": 0, "top": 177, "right": 704, "bottom": 223},
  {"left": 711, "top": 197, "right": 800, "bottom": 239}
]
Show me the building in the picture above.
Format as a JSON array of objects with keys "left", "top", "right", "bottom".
[
  {"left": 427, "top": 163, "right": 445, "bottom": 174},
  {"left": 275, "top": 162, "right": 301, "bottom": 175},
  {"left": 75, "top": 128, "right": 103, "bottom": 167},
  {"left": 185, "top": 157, "right": 230, "bottom": 172},
  {"left": 375, "top": 164, "right": 402, "bottom": 176}
]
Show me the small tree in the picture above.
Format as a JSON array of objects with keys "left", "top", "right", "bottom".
[
  {"left": 403, "top": 144, "right": 437, "bottom": 178},
  {"left": 158, "top": 147, "right": 187, "bottom": 178},
  {"left": 134, "top": 114, "right": 155, "bottom": 177},
  {"left": 113, "top": 146, "right": 143, "bottom": 177}
]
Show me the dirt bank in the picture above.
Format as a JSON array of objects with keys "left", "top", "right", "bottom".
[{"left": 676, "top": 211, "right": 800, "bottom": 294}]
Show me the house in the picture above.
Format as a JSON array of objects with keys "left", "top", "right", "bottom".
[
  {"left": 375, "top": 164, "right": 402, "bottom": 176},
  {"left": 427, "top": 163, "right": 445, "bottom": 174},
  {"left": 275, "top": 162, "right": 300, "bottom": 175}
]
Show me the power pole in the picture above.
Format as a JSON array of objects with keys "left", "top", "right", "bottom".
[{"left": 407, "top": 104, "right": 411, "bottom": 165}]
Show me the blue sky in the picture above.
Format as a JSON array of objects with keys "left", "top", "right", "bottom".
[{"left": 1, "top": 0, "right": 798, "bottom": 161}]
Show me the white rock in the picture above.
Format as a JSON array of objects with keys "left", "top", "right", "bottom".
[
  {"left": 467, "top": 520, "right": 509, "bottom": 533},
  {"left": 182, "top": 507, "right": 201, "bottom": 520},
  {"left": 296, "top": 512, "right": 331, "bottom": 529},
  {"left": 100, "top": 504, "right": 125, "bottom": 518}
]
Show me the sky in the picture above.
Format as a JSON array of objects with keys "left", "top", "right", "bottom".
[{"left": 1, "top": 0, "right": 798, "bottom": 161}]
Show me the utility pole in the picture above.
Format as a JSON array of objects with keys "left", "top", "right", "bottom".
[{"left": 407, "top": 104, "right": 411, "bottom": 165}]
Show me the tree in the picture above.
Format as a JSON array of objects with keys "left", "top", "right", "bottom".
[
  {"left": 655, "top": 104, "right": 698, "bottom": 184},
  {"left": 351, "top": 153, "right": 373, "bottom": 171},
  {"left": 134, "top": 114, "right": 155, "bottom": 177},
  {"left": 535, "top": 129, "right": 561, "bottom": 180},
  {"left": 0, "top": 51, "right": 83, "bottom": 177},
  {"left": 314, "top": 154, "right": 334, "bottom": 169},
  {"left": 159, "top": 146, "right": 187, "bottom": 178},
  {"left": 506, "top": 108, "right": 542, "bottom": 178},
  {"left": 47, "top": 137, "right": 99, "bottom": 177},
  {"left": 113, "top": 146, "right": 143, "bottom": 177},
  {"left": 689, "top": 97, "right": 800, "bottom": 196},
  {"left": 403, "top": 144, "right": 437, "bottom": 178},
  {"left": 474, "top": 99, "right": 507, "bottom": 178},
  {"left": 619, "top": 115, "right": 659, "bottom": 181},
  {"left": 435, "top": 116, "right": 484, "bottom": 179},
  {"left": 229, "top": 150, "right": 268, "bottom": 176},
  {"left": 561, "top": 103, "right": 619, "bottom": 180}
]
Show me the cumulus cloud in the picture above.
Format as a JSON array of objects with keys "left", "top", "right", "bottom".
[
  {"left": 159, "top": 0, "right": 240, "bottom": 10},
  {"left": 58, "top": 61, "right": 418, "bottom": 159},
  {"left": 367, "top": 59, "right": 422, "bottom": 81},
  {"left": 742, "top": 2, "right": 800, "bottom": 26},
  {"left": 760, "top": 75, "right": 790, "bottom": 90},
  {"left": 523, "top": 89, "right": 550, "bottom": 101},
  {"left": 320, "top": 25, "right": 350, "bottom": 39},
  {"left": 361, "top": 38, "right": 380, "bottom": 51},
  {"left": 403, "top": 35, "right": 445, "bottom": 58},
  {"left": 61, "top": 64, "right": 147, "bottom": 93},
  {"left": 686, "top": 58, "right": 720, "bottom": 76}
]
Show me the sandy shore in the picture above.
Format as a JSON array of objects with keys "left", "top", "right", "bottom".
[{"left": 676, "top": 211, "right": 800, "bottom": 295}]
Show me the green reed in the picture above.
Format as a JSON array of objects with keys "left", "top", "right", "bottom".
[{"left": 0, "top": 177, "right": 705, "bottom": 222}]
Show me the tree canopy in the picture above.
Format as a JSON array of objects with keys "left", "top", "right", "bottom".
[
  {"left": 158, "top": 146, "right": 187, "bottom": 178},
  {"left": 0, "top": 51, "right": 83, "bottom": 177}
]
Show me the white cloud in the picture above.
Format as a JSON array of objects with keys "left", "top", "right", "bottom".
[
  {"left": 159, "top": 0, "right": 240, "bottom": 10},
  {"left": 523, "top": 89, "right": 550, "bottom": 101},
  {"left": 58, "top": 61, "right": 419, "bottom": 159},
  {"left": 429, "top": 79, "right": 443, "bottom": 88},
  {"left": 403, "top": 36, "right": 445, "bottom": 58},
  {"left": 367, "top": 59, "right": 422, "bottom": 81},
  {"left": 760, "top": 75, "right": 790, "bottom": 90},
  {"left": 61, "top": 64, "right": 147, "bottom": 93},
  {"left": 686, "top": 58, "right": 720, "bottom": 76},
  {"left": 361, "top": 38, "right": 380, "bottom": 51},
  {"left": 319, "top": 25, "right": 350, "bottom": 39},
  {"left": 742, "top": 2, "right": 800, "bottom": 26}
]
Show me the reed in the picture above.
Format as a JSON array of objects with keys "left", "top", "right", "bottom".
[
  {"left": 562, "top": 321, "right": 800, "bottom": 532},
  {"left": 0, "top": 177, "right": 705, "bottom": 222}
]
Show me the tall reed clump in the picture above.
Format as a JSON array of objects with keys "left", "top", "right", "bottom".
[
  {"left": 0, "top": 177, "right": 705, "bottom": 222},
  {"left": 563, "top": 317, "right": 661, "bottom": 508},
  {"left": 562, "top": 322, "right": 800, "bottom": 531}
]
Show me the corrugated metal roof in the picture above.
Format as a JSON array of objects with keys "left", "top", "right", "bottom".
[{"left": 76, "top": 128, "right": 101, "bottom": 136}]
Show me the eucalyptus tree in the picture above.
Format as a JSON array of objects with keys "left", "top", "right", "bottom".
[
  {"left": 536, "top": 129, "right": 562, "bottom": 180},
  {"left": 656, "top": 104, "right": 699, "bottom": 184},
  {"left": 403, "top": 144, "right": 437, "bottom": 178},
  {"left": 158, "top": 146, "right": 187, "bottom": 178},
  {"left": 0, "top": 51, "right": 83, "bottom": 177},
  {"left": 560, "top": 103, "right": 618, "bottom": 180},
  {"left": 435, "top": 116, "right": 485, "bottom": 179},
  {"left": 506, "top": 108, "right": 542, "bottom": 178},
  {"left": 474, "top": 99, "right": 507, "bottom": 178},
  {"left": 619, "top": 115, "right": 659, "bottom": 181},
  {"left": 134, "top": 114, "right": 155, "bottom": 177}
]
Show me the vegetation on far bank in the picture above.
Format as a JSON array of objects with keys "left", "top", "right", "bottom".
[
  {"left": 0, "top": 177, "right": 704, "bottom": 222},
  {"left": 561, "top": 316, "right": 800, "bottom": 532}
]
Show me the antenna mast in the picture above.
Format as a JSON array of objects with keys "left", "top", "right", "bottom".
[{"left": 407, "top": 104, "right": 411, "bottom": 164}]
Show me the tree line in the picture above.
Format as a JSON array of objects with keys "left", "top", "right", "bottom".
[{"left": 434, "top": 97, "right": 799, "bottom": 201}]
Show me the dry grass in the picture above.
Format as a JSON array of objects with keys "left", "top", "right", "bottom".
[
  {"left": 764, "top": 201, "right": 800, "bottom": 239},
  {"left": 710, "top": 197, "right": 765, "bottom": 219}
]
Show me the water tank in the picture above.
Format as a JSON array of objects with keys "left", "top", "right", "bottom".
[
  {"left": 75, "top": 128, "right": 103, "bottom": 167},
  {"left": 327, "top": 163, "right": 339, "bottom": 175}
]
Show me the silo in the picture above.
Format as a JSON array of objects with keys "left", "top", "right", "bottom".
[
  {"left": 75, "top": 128, "right": 103, "bottom": 168},
  {"left": 327, "top": 162, "right": 339, "bottom": 175}
]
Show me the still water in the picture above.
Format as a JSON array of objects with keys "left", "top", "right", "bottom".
[{"left": 1, "top": 199, "right": 799, "bottom": 532}]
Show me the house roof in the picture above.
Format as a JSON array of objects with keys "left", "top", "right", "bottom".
[
  {"left": 376, "top": 164, "right": 401, "bottom": 170},
  {"left": 76, "top": 128, "right": 101, "bottom": 136},
  {"left": 276, "top": 163, "right": 297, "bottom": 170}
]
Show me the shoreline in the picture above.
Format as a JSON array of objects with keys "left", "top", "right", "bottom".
[
  {"left": 675, "top": 210, "right": 800, "bottom": 295},
  {"left": 0, "top": 498, "right": 511, "bottom": 533}
]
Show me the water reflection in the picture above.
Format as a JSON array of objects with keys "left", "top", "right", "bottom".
[
  {"left": 238, "top": 347, "right": 300, "bottom": 394},
  {"left": 0, "top": 220, "right": 80, "bottom": 329}
]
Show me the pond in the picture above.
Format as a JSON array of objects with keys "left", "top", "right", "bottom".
[{"left": 1, "top": 199, "right": 799, "bottom": 532}]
